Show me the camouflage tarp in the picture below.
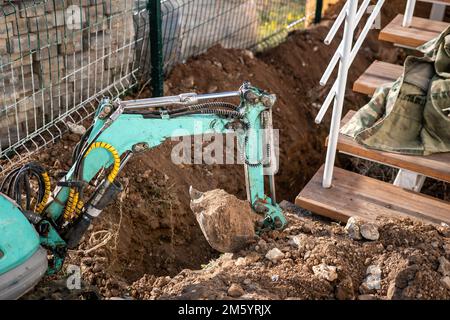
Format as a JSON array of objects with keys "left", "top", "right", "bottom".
[{"left": 341, "top": 26, "right": 450, "bottom": 156}]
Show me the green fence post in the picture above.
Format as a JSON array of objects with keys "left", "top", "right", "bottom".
[
  {"left": 314, "top": 0, "right": 323, "bottom": 24},
  {"left": 148, "top": 0, "right": 164, "bottom": 97}
]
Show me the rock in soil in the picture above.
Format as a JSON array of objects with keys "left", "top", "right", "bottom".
[
  {"left": 189, "top": 188, "right": 260, "bottom": 253},
  {"left": 360, "top": 223, "right": 380, "bottom": 241},
  {"left": 360, "top": 265, "right": 382, "bottom": 293},
  {"left": 345, "top": 217, "right": 379, "bottom": 241},
  {"left": 265, "top": 248, "right": 285, "bottom": 263},
  {"left": 345, "top": 217, "right": 362, "bottom": 240},
  {"left": 228, "top": 283, "right": 245, "bottom": 298},
  {"left": 312, "top": 263, "right": 338, "bottom": 282},
  {"left": 66, "top": 122, "right": 86, "bottom": 135}
]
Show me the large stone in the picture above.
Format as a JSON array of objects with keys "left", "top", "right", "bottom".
[
  {"left": 360, "top": 223, "right": 380, "bottom": 241},
  {"left": 89, "top": 32, "right": 112, "bottom": 50},
  {"left": 312, "top": 263, "right": 338, "bottom": 282},
  {"left": 394, "top": 265, "right": 418, "bottom": 289},
  {"left": 35, "top": 56, "right": 64, "bottom": 74},
  {"left": 360, "top": 265, "right": 381, "bottom": 293},
  {"left": 12, "top": 21, "right": 28, "bottom": 38},
  {"left": 19, "top": 1, "right": 46, "bottom": 18},
  {"left": 66, "top": 122, "right": 86, "bottom": 135},
  {"left": 265, "top": 248, "right": 284, "bottom": 263},
  {"left": 8, "top": 34, "right": 38, "bottom": 53},
  {"left": 87, "top": 4, "right": 104, "bottom": 22},
  {"left": 0, "top": 21, "right": 13, "bottom": 38},
  {"left": 33, "top": 45, "right": 59, "bottom": 61},
  {"left": 27, "top": 15, "right": 55, "bottom": 32},
  {"left": 34, "top": 28, "right": 64, "bottom": 47},
  {"left": 44, "top": 0, "right": 66, "bottom": 12},
  {"left": 345, "top": 217, "right": 362, "bottom": 240},
  {"left": 189, "top": 188, "right": 260, "bottom": 253}
]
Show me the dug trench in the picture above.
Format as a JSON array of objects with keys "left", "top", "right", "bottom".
[{"left": 23, "top": 0, "right": 450, "bottom": 299}]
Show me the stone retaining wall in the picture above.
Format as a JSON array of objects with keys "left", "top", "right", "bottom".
[{"left": 0, "top": 0, "right": 136, "bottom": 148}]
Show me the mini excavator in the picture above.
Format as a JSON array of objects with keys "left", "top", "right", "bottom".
[{"left": 0, "top": 82, "right": 287, "bottom": 299}]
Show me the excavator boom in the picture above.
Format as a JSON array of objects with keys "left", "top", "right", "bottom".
[{"left": 0, "top": 82, "right": 287, "bottom": 299}]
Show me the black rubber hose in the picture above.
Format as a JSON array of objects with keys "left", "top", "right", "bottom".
[
  {"left": 140, "top": 108, "right": 243, "bottom": 119},
  {"left": 124, "top": 102, "right": 239, "bottom": 116},
  {"left": 1, "top": 167, "right": 20, "bottom": 193},
  {"left": 72, "top": 125, "right": 93, "bottom": 165},
  {"left": 0, "top": 163, "right": 48, "bottom": 212}
]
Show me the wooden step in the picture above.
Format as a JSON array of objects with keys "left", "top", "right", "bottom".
[
  {"left": 420, "top": 0, "right": 450, "bottom": 5},
  {"left": 353, "top": 61, "right": 403, "bottom": 95},
  {"left": 335, "top": 111, "right": 450, "bottom": 183},
  {"left": 296, "top": 165, "right": 450, "bottom": 225},
  {"left": 379, "top": 14, "right": 449, "bottom": 48}
]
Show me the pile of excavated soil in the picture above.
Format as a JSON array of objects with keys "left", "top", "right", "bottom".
[
  {"left": 127, "top": 203, "right": 450, "bottom": 300},
  {"left": 20, "top": 0, "right": 449, "bottom": 299}
]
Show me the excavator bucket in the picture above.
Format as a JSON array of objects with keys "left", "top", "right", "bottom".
[{"left": 189, "top": 187, "right": 261, "bottom": 253}]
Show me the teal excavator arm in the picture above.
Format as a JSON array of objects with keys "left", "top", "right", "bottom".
[{"left": 0, "top": 82, "right": 287, "bottom": 298}]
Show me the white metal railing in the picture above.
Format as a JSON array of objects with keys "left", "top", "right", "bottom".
[
  {"left": 316, "top": 0, "right": 385, "bottom": 188},
  {"left": 403, "top": 0, "right": 448, "bottom": 27},
  {"left": 403, "top": 0, "right": 417, "bottom": 27}
]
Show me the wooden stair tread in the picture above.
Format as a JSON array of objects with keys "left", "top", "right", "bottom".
[
  {"left": 379, "top": 14, "right": 449, "bottom": 48},
  {"left": 335, "top": 111, "right": 450, "bottom": 183},
  {"left": 295, "top": 165, "right": 450, "bottom": 225},
  {"left": 420, "top": 0, "right": 450, "bottom": 5},
  {"left": 353, "top": 60, "right": 403, "bottom": 96}
]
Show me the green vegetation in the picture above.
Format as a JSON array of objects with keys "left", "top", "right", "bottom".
[{"left": 256, "top": 0, "right": 307, "bottom": 51}]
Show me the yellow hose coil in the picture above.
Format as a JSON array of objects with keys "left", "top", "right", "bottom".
[
  {"left": 84, "top": 142, "right": 121, "bottom": 183},
  {"left": 36, "top": 171, "right": 51, "bottom": 214},
  {"left": 64, "top": 188, "right": 78, "bottom": 220},
  {"left": 64, "top": 142, "right": 120, "bottom": 221},
  {"left": 75, "top": 199, "right": 84, "bottom": 218}
]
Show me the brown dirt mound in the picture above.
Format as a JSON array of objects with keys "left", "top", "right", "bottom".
[{"left": 128, "top": 204, "right": 450, "bottom": 300}]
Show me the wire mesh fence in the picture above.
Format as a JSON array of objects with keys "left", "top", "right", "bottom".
[
  {"left": 0, "top": 0, "right": 314, "bottom": 172},
  {"left": 0, "top": 0, "right": 149, "bottom": 170},
  {"left": 158, "top": 0, "right": 310, "bottom": 73}
]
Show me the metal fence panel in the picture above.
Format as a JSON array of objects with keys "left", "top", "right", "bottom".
[
  {"left": 159, "top": 0, "right": 309, "bottom": 72},
  {"left": 0, "top": 0, "right": 311, "bottom": 171},
  {"left": 0, "top": 0, "right": 150, "bottom": 169}
]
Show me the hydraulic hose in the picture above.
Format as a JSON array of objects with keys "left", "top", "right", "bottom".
[
  {"left": 63, "top": 142, "right": 121, "bottom": 221},
  {"left": 0, "top": 162, "right": 51, "bottom": 215},
  {"left": 83, "top": 142, "right": 121, "bottom": 184},
  {"left": 35, "top": 171, "right": 51, "bottom": 213},
  {"left": 124, "top": 102, "right": 241, "bottom": 118}
]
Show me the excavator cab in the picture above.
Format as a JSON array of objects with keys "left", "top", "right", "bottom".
[{"left": 0, "top": 194, "right": 48, "bottom": 299}]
